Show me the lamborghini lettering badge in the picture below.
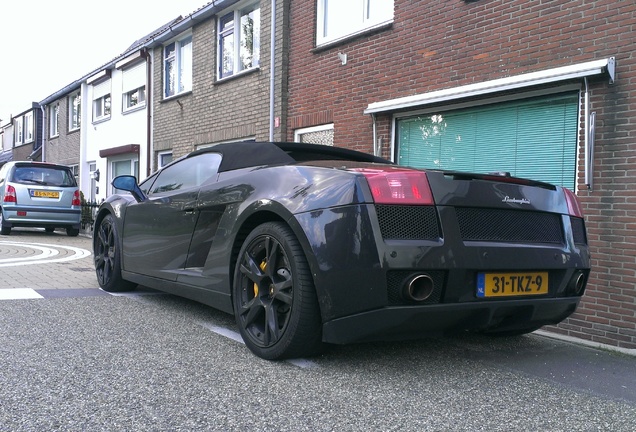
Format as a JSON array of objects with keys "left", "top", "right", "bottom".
[{"left": 502, "top": 196, "right": 530, "bottom": 205}]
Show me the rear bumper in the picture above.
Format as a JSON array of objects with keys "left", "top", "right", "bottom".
[
  {"left": 322, "top": 297, "right": 580, "bottom": 344},
  {"left": 2, "top": 206, "right": 81, "bottom": 227}
]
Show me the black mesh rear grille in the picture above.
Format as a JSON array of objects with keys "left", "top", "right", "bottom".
[
  {"left": 387, "top": 270, "right": 445, "bottom": 305},
  {"left": 456, "top": 208, "right": 564, "bottom": 244},
  {"left": 570, "top": 217, "right": 587, "bottom": 245},
  {"left": 375, "top": 205, "right": 439, "bottom": 240}
]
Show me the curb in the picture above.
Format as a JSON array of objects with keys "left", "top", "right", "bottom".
[{"left": 535, "top": 329, "right": 636, "bottom": 357}]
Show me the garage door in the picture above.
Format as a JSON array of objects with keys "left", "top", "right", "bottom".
[{"left": 396, "top": 93, "right": 579, "bottom": 189}]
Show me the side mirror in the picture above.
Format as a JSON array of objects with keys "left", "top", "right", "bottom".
[{"left": 112, "top": 175, "right": 147, "bottom": 203}]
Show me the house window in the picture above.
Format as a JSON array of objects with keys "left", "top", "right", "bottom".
[
  {"left": 164, "top": 34, "right": 192, "bottom": 98},
  {"left": 69, "top": 92, "right": 81, "bottom": 131},
  {"left": 124, "top": 87, "right": 146, "bottom": 111},
  {"left": 316, "top": 0, "right": 394, "bottom": 46},
  {"left": 24, "top": 111, "right": 34, "bottom": 143},
  {"left": 111, "top": 158, "right": 139, "bottom": 195},
  {"left": 93, "top": 94, "right": 111, "bottom": 121},
  {"left": 158, "top": 151, "right": 173, "bottom": 169},
  {"left": 14, "top": 117, "right": 23, "bottom": 145},
  {"left": 396, "top": 93, "right": 579, "bottom": 190},
  {"left": 294, "top": 124, "right": 334, "bottom": 146},
  {"left": 49, "top": 104, "right": 59, "bottom": 138},
  {"left": 122, "top": 62, "right": 146, "bottom": 112},
  {"left": 92, "top": 80, "right": 111, "bottom": 122},
  {"left": 218, "top": 3, "right": 260, "bottom": 79}
]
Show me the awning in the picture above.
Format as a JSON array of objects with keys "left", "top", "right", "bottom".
[
  {"left": 364, "top": 57, "right": 615, "bottom": 115},
  {"left": 99, "top": 144, "right": 140, "bottom": 158}
]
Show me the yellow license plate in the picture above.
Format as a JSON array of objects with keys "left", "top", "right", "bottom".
[
  {"left": 477, "top": 272, "right": 548, "bottom": 298},
  {"left": 33, "top": 190, "right": 60, "bottom": 198}
]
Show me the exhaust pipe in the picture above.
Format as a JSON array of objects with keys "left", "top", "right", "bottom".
[
  {"left": 568, "top": 271, "right": 586, "bottom": 295},
  {"left": 404, "top": 274, "right": 435, "bottom": 302}
]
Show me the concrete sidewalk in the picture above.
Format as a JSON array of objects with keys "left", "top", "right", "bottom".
[{"left": 0, "top": 229, "right": 98, "bottom": 289}]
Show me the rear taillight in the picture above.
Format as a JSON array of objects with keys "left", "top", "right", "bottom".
[
  {"left": 72, "top": 189, "right": 81, "bottom": 206},
  {"left": 563, "top": 187, "right": 584, "bottom": 218},
  {"left": 357, "top": 168, "right": 434, "bottom": 205},
  {"left": 3, "top": 185, "right": 17, "bottom": 203}
]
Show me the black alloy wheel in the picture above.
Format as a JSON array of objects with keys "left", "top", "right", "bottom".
[
  {"left": 94, "top": 214, "right": 136, "bottom": 292},
  {"left": 233, "top": 222, "right": 322, "bottom": 360}
]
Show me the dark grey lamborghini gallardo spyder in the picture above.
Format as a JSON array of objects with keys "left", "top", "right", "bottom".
[{"left": 93, "top": 141, "right": 590, "bottom": 360}]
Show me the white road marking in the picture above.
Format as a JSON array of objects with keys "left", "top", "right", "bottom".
[
  {"left": 0, "top": 241, "right": 91, "bottom": 267},
  {"left": 196, "top": 320, "right": 320, "bottom": 369},
  {"left": 0, "top": 288, "right": 44, "bottom": 300}
]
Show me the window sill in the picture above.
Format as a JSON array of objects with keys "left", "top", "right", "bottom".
[
  {"left": 313, "top": 21, "right": 393, "bottom": 53},
  {"left": 122, "top": 104, "right": 146, "bottom": 115},
  {"left": 161, "top": 91, "right": 192, "bottom": 103},
  {"left": 215, "top": 67, "right": 260, "bottom": 85},
  {"left": 92, "top": 116, "right": 111, "bottom": 125}
]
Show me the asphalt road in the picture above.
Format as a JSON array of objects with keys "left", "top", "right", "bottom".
[{"left": 1, "top": 230, "right": 635, "bottom": 431}]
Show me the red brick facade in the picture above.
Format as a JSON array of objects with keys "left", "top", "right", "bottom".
[{"left": 287, "top": 0, "right": 636, "bottom": 348}]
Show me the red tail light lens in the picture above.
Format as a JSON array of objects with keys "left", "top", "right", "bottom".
[
  {"left": 358, "top": 168, "right": 434, "bottom": 205},
  {"left": 72, "top": 189, "right": 81, "bottom": 207},
  {"left": 3, "top": 185, "right": 17, "bottom": 203},
  {"left": 563, "top": 187, "right": 584, "bottom": 218}
]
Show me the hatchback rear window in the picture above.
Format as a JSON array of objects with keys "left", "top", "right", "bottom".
[{"left": 12, "top": 166, "right": 76, "bottom": 187}]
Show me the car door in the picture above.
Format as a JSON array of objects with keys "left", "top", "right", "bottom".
[{"left": 121, "top": 153, "right": 221, "bottom": 281}]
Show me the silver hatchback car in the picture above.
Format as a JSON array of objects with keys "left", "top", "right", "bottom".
[{"left": 0, "top": 161, "right": 81, "bottom": 236}]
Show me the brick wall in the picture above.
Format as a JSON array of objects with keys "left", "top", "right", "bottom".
[
  {"left": 45, "top": 95, "right": 81, "bottom": 167},
  {"left": 152, "top": 0, "right": 290, "bottom": 164},
  {"left": 287, "top": 0, "right": 636, "bottom": 348}
]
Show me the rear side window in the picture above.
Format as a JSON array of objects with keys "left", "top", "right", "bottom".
[{"left": 12, "top": 166, "right": 76, "bottom": 187}]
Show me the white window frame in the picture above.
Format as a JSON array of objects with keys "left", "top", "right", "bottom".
[
  {"left": 163, "top": 33, "right": 192, "bottom": 98},
  {"left": 93, "top": 94, "right": 111, "bottom": 122},
  {"left": 123, "top": 86, "right": 146, "bottom": 112},
  {"left": 158, "top": 151, "right": 173, "bottom": 169},
  {"left": 24, "top": 111, "right": 34, "bottom": 143},
  {"left": 316, "top": 0, "right": 394, "bottom": 46},
  {"left": 110, "top": 157, "right": 139, "bottom": 196},
  {"left": 217, "top": 2, "right": 261, "bottom": 80},
  {"left": 49, "top": 103, "right": 59, "bottom": 138},
  {"left": 294, "top": 123, "right": 334, "bottom": 145},
  {"left": 69, "top": 92, "right": 81, "bottom": 131},
  {"left": 14, "top": 117, "right": 24, "bottom": 145}
]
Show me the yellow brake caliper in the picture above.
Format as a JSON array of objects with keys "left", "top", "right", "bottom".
[{"left": 253, "top": 259, "right": 267, "bottom": 297}]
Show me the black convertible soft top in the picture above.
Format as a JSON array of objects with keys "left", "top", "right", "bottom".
[{"left": 187, "top": 141, "right": 391, "bottom": 173}]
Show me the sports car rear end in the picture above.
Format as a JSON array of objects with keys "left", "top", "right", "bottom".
[{"left": 291, "top": 164, "right": 590, "bottom": 344}]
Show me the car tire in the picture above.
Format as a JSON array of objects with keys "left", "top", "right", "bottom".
[
  {"left": 0, "top": 211, "right": 10, "bottom": 236},
  {"left": 66, "top": 227, "right": 80, "bottom": 237},
  {"left": 233, "top": 222, "right": 323, "bottom": 360},
  {"left": 94, "top": 214, "right": 136, "bottom": 292},
  {"left": 45, "top": 227, "right": 55, "bottom": 233}
]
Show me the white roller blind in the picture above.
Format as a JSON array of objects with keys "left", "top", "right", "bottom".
[
  {"left": 122, "top": 63, "right": 146, "bottom": 93},
  {"left": 93, "top": 80, "right": 111, "bottom": 99}
]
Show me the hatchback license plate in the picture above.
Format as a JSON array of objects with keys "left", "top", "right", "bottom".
[
  {"left": 477, "top": 272, "right": 548, "bottom": 298},
  {"left": 32, "top": 190, "right": 59, "bottom": 198}
]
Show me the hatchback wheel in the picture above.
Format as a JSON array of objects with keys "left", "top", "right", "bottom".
[
  {"left": 0, "top": 211, "right": 10, "bottom": 236},
  {"left": 233, "top": 222, "right": 323, "bottom": 360},
  {"left": 94, "top": 214, "right": 136, "bottom": 292},
  {"left": 66, "top": 227, "right": 80, "bottom": 237}
]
